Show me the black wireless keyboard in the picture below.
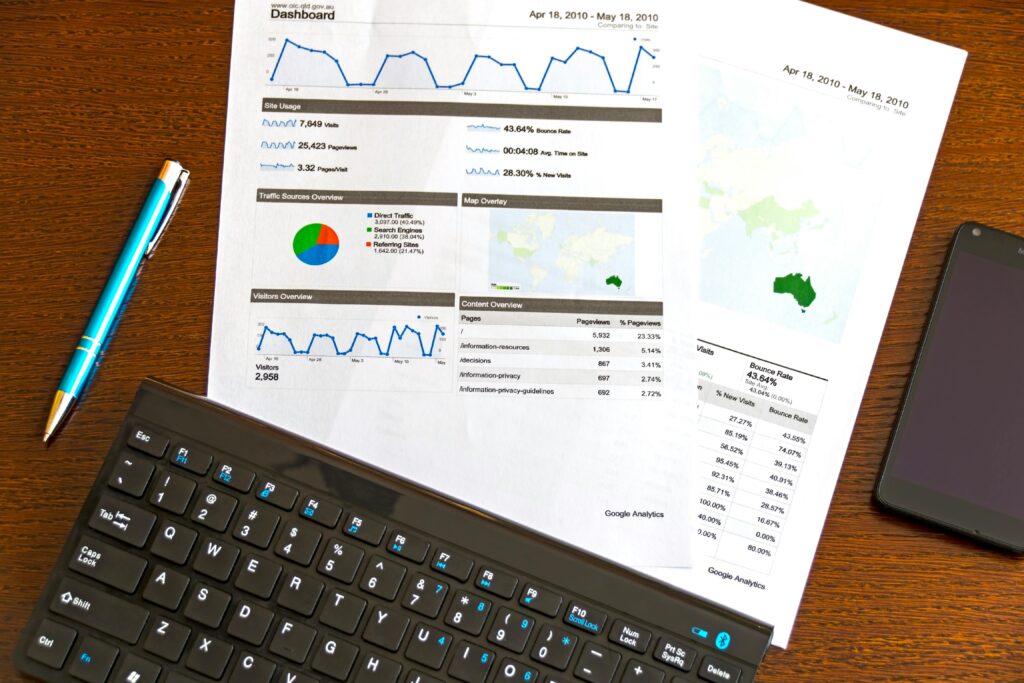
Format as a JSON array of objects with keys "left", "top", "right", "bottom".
[{"left": 14, "top": 379, "right": 772, "bottom": 683}]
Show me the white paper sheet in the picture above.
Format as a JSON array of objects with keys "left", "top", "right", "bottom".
[
  {"left": 209, "top": 0, "right": 696, "bottom": 566},
  {"left": 644, "top": 0, "right": 966, "bottom": 647}
]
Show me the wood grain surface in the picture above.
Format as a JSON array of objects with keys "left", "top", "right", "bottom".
[{"left": 0, "top": 2, "right": 1021, "bottom": 681}]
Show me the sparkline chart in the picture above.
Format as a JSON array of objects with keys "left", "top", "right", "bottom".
[
  {"left": 256, "top": 322, "right": 446, "bottom": 359},
  {"left": 267, "top": 33, "right": 658, "bottom": 97}
]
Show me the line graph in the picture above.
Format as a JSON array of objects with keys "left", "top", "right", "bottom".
[
  {"left": 466, "top": 168, "right": 501, "bottom": 176},
  {"left": 269, "top": 37, "right": 656, "bottom": 95},
  {"left": 467, "top": 124, "right": 501, "bottom": 132},
  {"left": 260, "top": 140, "right": 296, "bottom": 149},
  {"left": 466, "top": 146, "right": 500, "bottom": 154},
  {"left": 257, "top": 323, "right": 446, "bottom": 358},
  {"left": 262, "top": 118, "right": 298, "bottom": 127},
  {"left": 260, "top": 162, "right": 295, "bottom": 171}
]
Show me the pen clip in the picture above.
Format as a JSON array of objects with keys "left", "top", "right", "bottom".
[{"left": 146, "top": 166, "right": 190, "bottom": 257}]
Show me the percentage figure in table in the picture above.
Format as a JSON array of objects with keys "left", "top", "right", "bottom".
[{"left": 757, "top": 516, "right": 782, "bottom": 529}]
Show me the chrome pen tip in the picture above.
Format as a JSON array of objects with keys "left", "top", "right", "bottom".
[{"left": 44, "top": 390, "right": 74, "bottom": 444}]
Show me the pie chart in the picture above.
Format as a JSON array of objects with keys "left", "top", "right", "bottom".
[{"left": 293, "top": 223, "right": 339, "bottom": 266}]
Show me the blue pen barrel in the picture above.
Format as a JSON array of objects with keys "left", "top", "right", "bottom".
[{"left": 58, "top": 162, "right": 179, "bottom": 398}]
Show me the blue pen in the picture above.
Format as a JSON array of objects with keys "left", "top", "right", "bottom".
[{"left": 44, "top": 160, "right": 189, "bottom": 442}]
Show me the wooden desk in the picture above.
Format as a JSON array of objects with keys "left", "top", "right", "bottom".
[{"left": 1, "top": 2, "right": 1021, "bottom": 680}]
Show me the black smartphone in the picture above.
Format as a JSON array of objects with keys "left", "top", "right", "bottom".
[{"left": 875, "top": 222, "right": 1024, "bottom": 552}]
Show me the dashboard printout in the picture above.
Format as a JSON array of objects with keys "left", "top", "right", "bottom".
[
  {"left": 209, "top": 1, "right": 695, "bottom": 566},
  {"left": 643, "top": 0, "right": 966, "bottom": 647}
]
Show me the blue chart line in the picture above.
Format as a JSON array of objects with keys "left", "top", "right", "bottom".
[
  {"left": 260, "top": 140, "right": 296, "bottom": 149},
  {"left": 260, "top": 162, "right": 295, "bottom": 170},
  {"left": 467, "top": 124, "right": 501, "bottom": 132},
  {"left": 270, "top": 38, "right": 655, "bottom": 94},
  {"left": 466, "top": 146, "right": 500, "bottom": 154},
  {"left": 262, "top": 118, "right": 298, "bottom": 127},
  {"left": 257, "top": 324, "right": 446, "bottom": 358},
  {"left": 466, "top": 167, "right": 501, "bottom": 176}
]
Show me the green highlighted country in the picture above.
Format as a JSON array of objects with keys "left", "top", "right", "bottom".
[
  {"left": 739, "top": 196, "right": 818, "bottom": 237},
  {"left": 773, "top": 273, "right": 816, "bottom": 311},
  {"left": 605, "top": 274, "right": 623, "bottom": 289}
]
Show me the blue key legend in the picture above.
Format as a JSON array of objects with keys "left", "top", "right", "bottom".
[
  {"left": 715, "top": 631, "right": 731, "bottom": 650},
  {"left": 691, "top": 626, "right": 709, "bottom": 639}
]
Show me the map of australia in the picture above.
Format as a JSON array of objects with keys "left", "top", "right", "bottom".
[
  {"left": 698, "top": 62, "right": 871, "bottom": 342},
  {"left": 490, "top": 209, "right": 635, "bottom": 297}
]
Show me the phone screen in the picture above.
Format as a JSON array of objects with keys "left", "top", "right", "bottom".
[{"left": 883, "top": 227, "right": 1024, "bottom": 530}]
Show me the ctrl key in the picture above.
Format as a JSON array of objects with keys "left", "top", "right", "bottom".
[{"left": 25, "top": 619, "right": 77, "bottom": 669}]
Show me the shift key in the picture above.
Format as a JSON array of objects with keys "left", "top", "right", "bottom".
[
  {"left": 88, "top": 495, "right": 156, "bottom": 548},
  {"left": 50, "top": 577, "right": 149, "bottom": 644}
]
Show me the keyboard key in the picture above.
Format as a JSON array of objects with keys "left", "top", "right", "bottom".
[
  {"left": 494, "top": 658, "right": 538, "bottom": 682},
  {"left": 448, "top": 641, "right": 494, "bottom": 683},
  {"left": 431, "top": 548, "right": 473, "bottom": 581},
  {"left": 142, "top": 565, "right": 190, "bottom": 610},
  {"left": 356, "top": 652, "right": 402, "bottom": 682},
  {"left": 529, "top": 625, "right": 577, "bottom": 670},
  {"left": 363, "top": 605, "right": 410, "bottom": 652},
  {"left": 564, "top": 600, "right": 607, "bottom": 635},
  {"left": 277, "top": 521, "right": 323, "bottom": 566},
  {"left": 143, "top": 617, "right": 190, "bottom": 662},
  {"left": 519, "top": 583, "right": 562, "bottom": 617},
  {"left": 574, "top": 643, "right": 620, "bottom": 683},
  {"left": 236, "top": 555, "right": 283, "bottom": 599},
  {"left": 194, "top": 536, "right": 240, "bottom": 581},
  {"left": 697, "top": 656, "right": 742, "bottom": 683},
  {"left": 387, "top": 530, "right": 429, "bottom": 563},
  {"left": 108, "top": 452, "right": 155, "bottom": 497},
  {"left": 278, "top": 571, "right": 325, "bottom": 616},
  {"left": 445, "top": 590, "right": 492, "bottom": 636},
  {"left": 486, "top": 607, "right": 534, "bottom": 654},
  {"left": 88, "top": 495, "right": 157, "bottom": 548},
  {"left": 234, "top": 503, "right": 281, "bottom": 549},
  {"left": 319, "top": 538, "right": 365, "bottom": 583},
  {"left": 405, "top": 671, "right": 443, "bottom": 683},
  {"left": 69, "top": 636, "right": 118, "bottom": 682},
  {"left": 184, "top": 582, "right": 232, "bottom": 628},
  {"left": 68, "top": 535, "right": 148, "bottom": 593},
  {"left": 256, "top": 478, "right": 298, "bottom": 510},
  {"left": 214, "top": 461, "right": 256, "bottom": 492},
  {"left": 50, "top": 577, "right": 149, "bottom": 644},
  {"left": 151, "top": 521, "right": 198, "bottom": 565},
  {"left": 361, "top": 555, "right": 406, "bottom": 600},
  {"left": 475, "top": 566, "right": 518, "bottom": 599},
  {"left": 190, "top": 488, "right": 238, "bottom": 532},
  {"left": 622, "top": 659, "right": 666, "bottom": 682},
  {"left": 609, "top": 619, "right": 652, "bottom": 653},
  {"left": 344, "top": 512, "right": 386, "bottom": 545},
  {"left": 229, "top": 652, "right": 276, "bottom": 683},
  {"left": 127, "top": 425, "right": 168, "bottom": 458},
  {"left": 112, "top": 653, "right": 162, "bottom": 683},
  {"left": 25, "top": 618, "right": 76, "bottom": 669},
  {"left": 170, "top": 444, "right": 212, "bottom": 475},
  {"left": 186, "top": 633, "right": 233, "bottom": 679},
  {"left": 278, "top": 669, "right": 318, "bottom": 683},
  {"left": 227, "top": 600, "right": 275, "bottom": 646},
  {"left": 311, "top": 634, "right": 359, "bottom": 681},
  {"left": 653, "top": 637, "right": 697, "bottom": 672},
  {"left": 319, "top": 588, "right": 367, "bottom": 634},
  {"left": 270, "top": 618, "right": 317, "bottom": 664},
  {"left": 402, "top": 573, "right": 448, "bottom": 618},
  {"left": 150, "top": 471, "right": 196, "bottom": 515},
  {"left": 167, "top": 673, "right": 202, "bottom": 683},
  {"left": 406, "top": 622, "right": 452, "bottom": 670},
  {"left": 300, "top": 495, "right": 343, "bottom": 527}
]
